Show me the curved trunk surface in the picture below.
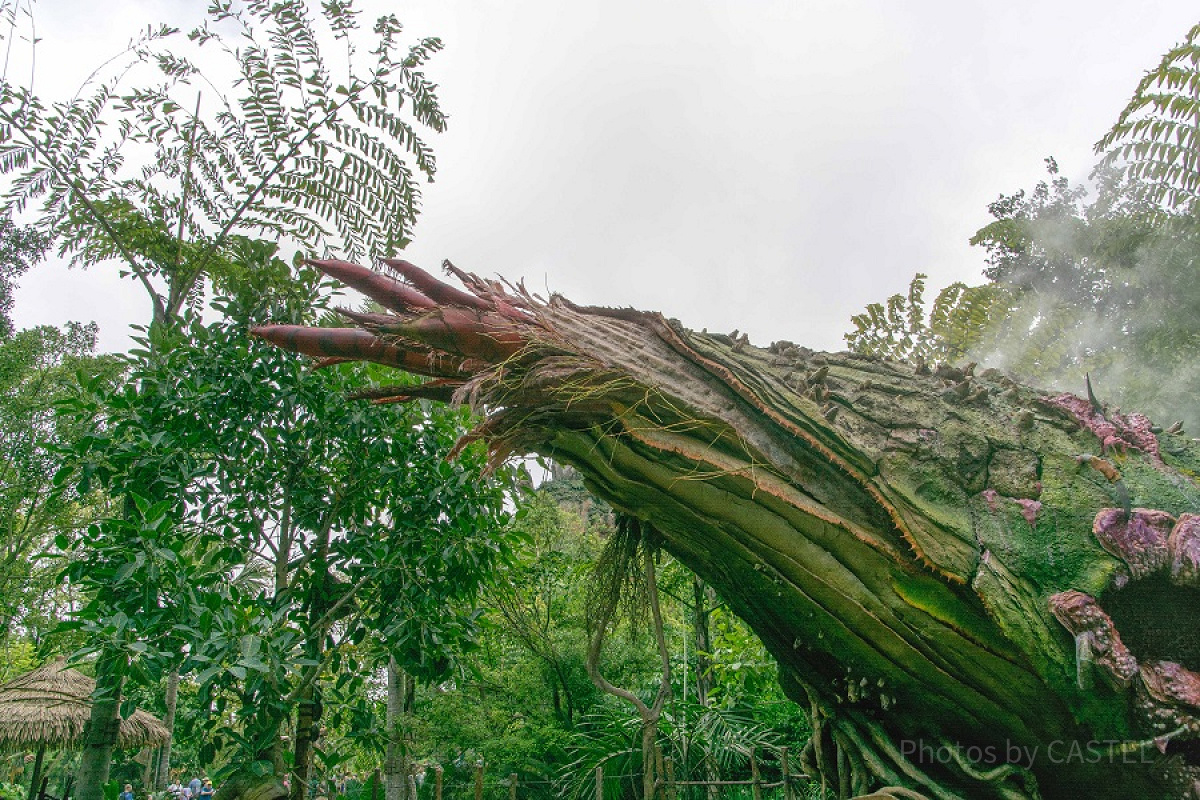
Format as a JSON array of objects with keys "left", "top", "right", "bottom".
[{"left": 253, "top": 260, "right": 1200, "bottom": 800}]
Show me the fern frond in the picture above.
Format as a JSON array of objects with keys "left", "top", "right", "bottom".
[{"left": 1095, "top": 21, "right": 1200, "bottom": 214}]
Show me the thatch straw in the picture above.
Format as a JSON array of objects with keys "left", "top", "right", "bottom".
[{"left": 0, "top": 658, "right": 169, "bottom": 753}]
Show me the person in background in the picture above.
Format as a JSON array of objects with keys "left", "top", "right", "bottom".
[
  {"left": 197, "top": 779, "right": 215, "bottom": 800},
  {"left": 189, "top": 777, "right": 202, "bottom": 799},
  {"left": 167, "top": 779, "right": 183, "bottom": 800},
  {"left": 118, "top": 785, "right": 134, "bottom": 800}
]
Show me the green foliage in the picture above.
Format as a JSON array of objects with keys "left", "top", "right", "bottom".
[
  {"left": 0, "top": 217, "right": 48, "bottom": 337},
  {"left": 1095, "top": 21, "right": 1200, "bottom": 212},
  {"left": 0, "top": 321, "right": 119, "bottom": 653},
  {"left": 847, "top": 16, "right": 1200, "bottom": 432},
  {"left": 847, "top": 155, "right": 1200, "bottom": 429},
  {"left": 490, "top": 490, "right": 603, "bottom": 725},
  {"left": 971, "top": 157, "right": 1094, "bottom": 287},
  {"left": 58, "top": 495, "right": 223, "bottom": 675},
  {"left": 0, "top": 1, "right": 489, "bottom": 792},
  {"left": 844, "top": 272, "right": 1012, "bottom": 364},
  {"left": 57, "top": 285, "right": 515, "bottom": 776},
  {"left": 399, "top": 479, "right": 812, "bottom": 798},
  {"left": 0, "top": 0, "right": 446, "bottom": 321},
  {"left": 976, "top": 161, "right": 1199, "bottom": 427},
  {"left": 561, "top": 699, "right": 790, "bottom": 800},
  {"left": 0, "top": 637, "right": 36, "bottom": 682},
  {"left": 412, "top": 686, "right": 576, "bottom": 789},
  {"left": 704, "top": 607, "right": 783, "bottom": 709}
]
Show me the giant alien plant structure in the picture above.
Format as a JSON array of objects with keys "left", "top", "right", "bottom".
[{"left": 254, "top": 259, "right": 1200, "bottom": 800}]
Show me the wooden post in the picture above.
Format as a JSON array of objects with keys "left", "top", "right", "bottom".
[
  {"left": 407, "top": 775, "right": 418, "bottom": 800},
  {"left": 508, "top": 773, "right": 517, "bottom": 800},
  {"left": 434, "top": 766, "right": 443, "bottom": 800},
  {"left": 780, "top": 747, "right": 795, "bottom": 800},
  {"left": 750, "top": 750, "right": 762, "bottom": 800},
  {"left": 141, "top": 749, "right": 154, "bottom": 794},
  {"left": 663, "top": 757, "right": 676, "bottom": 800},
  {"left": 372, "top": 768, "right": 381, "bottom": 800},
  {"left": 474, "top": 762, "right": 483, "bottom": 800},
  {"left": 594, "top": 766, "right": 603, "bottom": 800}
]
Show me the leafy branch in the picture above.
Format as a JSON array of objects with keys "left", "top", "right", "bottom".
[
  {"left": 0, "top": 0, "right": 447, "bottom": 325},
  {"left": 1095, "top": 21, "right": 1200, "bottom": 213}
]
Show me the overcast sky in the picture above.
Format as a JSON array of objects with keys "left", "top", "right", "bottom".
[{"left": 10, "top": 1, "right": 1198, "bottom": 353}]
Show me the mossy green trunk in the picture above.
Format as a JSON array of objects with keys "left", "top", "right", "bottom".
[
  {"left": 253, "top": 261, "right": 1200, "bottom": 799},
  {"left": 76, "top": 650, "right": 124, "bottom": 800}
]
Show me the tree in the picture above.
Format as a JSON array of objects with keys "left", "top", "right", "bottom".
[
  {"left": 0, "top": 321, "right": 117, "bottom": 652},
  {"left": 847, "top": 157, "right": 1200, "bottom": 432},
  {"left": 0, "top": 3, "right": 453, "bottom": 795},
  {"left": 0, "top": 217, "right": 48, "bottom": 337},
  {"left": 849, "top": 17, "right": 1200, "bottom": 433},
  {"left": 255, "top": 259, "right": 1200, "bottom": 799},
  {"left": 490, "top": 489, "right": 600, "bottom": 728},
  {"left": 56, "top": 319, "right": 253, "bottom": 800},
  {"left": 0, "top": 222, "right": 72, "bottom": 653},
  {"left": 385, "top": 469, "right": 810, "bottom": 800},
  {"left": 58, "top": 496, "right": 228, "bottom": 800},
  {"left": 0, "top": 0, "right": 445, "bottom": 324},
  {"left": 61, "top": 280, "right": 515, "bottom": 800}
]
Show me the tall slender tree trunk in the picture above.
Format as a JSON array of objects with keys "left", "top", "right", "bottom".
[
  {"left": 270, "top": 495, "right": 293, "bottom": 783},
  {"left": 290, "top": 514, "right": 333, "bottom": 800},
  {"left": 26, "top": 746, "right": 45, "bottom": 800},
  {"left": 384, "top": 657, "right": 410, "bottom": 800},
  {"left": 155, "top": 666, "right": 180, "bottom": 790},
  {"left": 76, "top": 649, "right": 125, "bottom": 800},
  {"left": 691, "top": 578, "right": 720, "bottom": 800},
  {"left": 290, "top": 686, "right": 320, "bottom": 800},
  {"left": 642, "top": 548, "right": 672, "bottom": 800},
  {"left": 691, "top": 577, "right": 715, "bottom": 708}
]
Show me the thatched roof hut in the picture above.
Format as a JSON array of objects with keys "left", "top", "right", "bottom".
[{"left": 0, "top": 658, "right": 169, "bottom": 752}]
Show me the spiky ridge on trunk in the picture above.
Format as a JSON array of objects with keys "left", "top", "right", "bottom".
[{"left": 253, "top": 260, "right": 1200, "bottom": 800}]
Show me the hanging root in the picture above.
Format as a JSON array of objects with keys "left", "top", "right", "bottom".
[{"left": 586, "top": 514, "right": 654, "bottom": 635}]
